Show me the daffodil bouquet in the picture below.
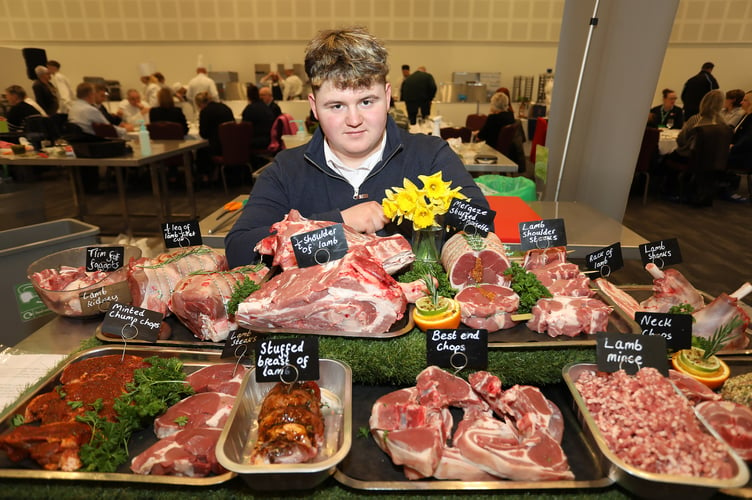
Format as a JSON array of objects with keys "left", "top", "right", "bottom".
[{"left": 382, "top": 172, "right": 467, "bottom": 230}]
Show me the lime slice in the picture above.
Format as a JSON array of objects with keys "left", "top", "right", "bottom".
[
  {"left": 415, "top": 296, "right": 452, "bottom": 317},
  {"left": 677, "top": 348, "right": 722, "bottom": 376}
]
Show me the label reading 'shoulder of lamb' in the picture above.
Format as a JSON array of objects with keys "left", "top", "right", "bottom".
[
  {"left": 221, "top": 329, "right": 259, "bottom": 360},
  {"left": 596, "top": 332, "right": 668, "bottom": 376},
  {"left": 85, "top": 246, "right": 125, "bottom": 272},
  {"left": 445, "top": 199, "right": 495, "bottom": 237},
  {"left": 636, "top": 312, "right": 692, "bottom": 351},
  {"left": 255, "top": 337, "right": 320, "bottom": 383},
  {"left": 291, "top": 224, "right": 348, "bottom": 268},
  {"left": 585, "top": 242, "right": 624, "bottom": 276},
  {"left": 101, "top": 302, "right": 163, "bottom": 343},
  {"left": 519, "top": 218, "right": 567, "bottom": 252},
  {"left": 162, "top": 220, "right": 202, "bottom": 248},
  {"left": 426, "top": 328, "right": 488, "bottom": 370},
  {"left": 639, "top": 238, "right": 682, "bottom": 267}
]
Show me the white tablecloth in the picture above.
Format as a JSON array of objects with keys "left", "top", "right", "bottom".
[{"left": 658, "top": 128, "right": 680, "bottom": 155}]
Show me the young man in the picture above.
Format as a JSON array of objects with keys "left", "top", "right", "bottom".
[{"left": 225, "top": 26, "right": 488, "bottom": 267}]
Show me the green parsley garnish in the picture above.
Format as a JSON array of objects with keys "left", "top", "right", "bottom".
[
  {"left": 227, "top": 277, "right": 262, "bottom": 315},
  {"left": 503, "top": 262, "right": 552, "bottom": 314}
]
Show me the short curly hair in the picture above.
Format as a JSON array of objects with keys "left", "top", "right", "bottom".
[{"left": 304, "top": 26, "right": 389, "bottom": 92}]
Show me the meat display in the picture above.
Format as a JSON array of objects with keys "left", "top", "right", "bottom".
[
  {"left": 692, "top": 282, "right": 752, "bottom": 351},
  {"left": 696, "top": 400, "right": 752, "bottom": 461},
  {"left": 236, "top": 247, "right": 407, "bottom": 335},
  {"left": 128, "top": 245, "right": 227, "bottom": 316},
  {"left": 255, "top": 209, "right": 414, "bottom": 274},
  {"left": 530, "top": 262, "right": 593, "bottom": 298},
  {"left": 168, "top": 264, "right": 270, "bottom": 342},
  {"left": 455, "top": 284, "right": 519, "bottom": 331},
  {"left": 522, "top": 246, "right": 568, "bottom": 270},
  {"left": 250, "top": 380, "right": 324, "bottom": 465},
  {"left": 669, "top": 369, "right": 722, "bottom": 405},
  {"left": 441, "top": 232, "right": 510, "bottom": 290},
  {"left": 186, "top": 363, "right": 247, "bottom": 396},
  {"left": 130, "top": 427, "right": 226, "bottom": 476},
  {"left": 593, "top": 278, "right": 641, "bottom": 319},
  {"left": 527, "top": 297, "right": 612, "bottom": 338},
  {"left": 153, "top": 392, "right": 236, "bottom": 439},
  {"left": 369, "top": 366, "right": 573, "bottom": 481},
  {"left": 30, "top": 265, "right": 130, "bottom": 316},
  {"left": 639, "top": 263, "right": 705, "bottom": 313}
]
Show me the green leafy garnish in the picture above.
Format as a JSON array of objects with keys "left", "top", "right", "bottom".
[
  {"left": 190, "top": 263, "right": 266, "bottom": 276},
  {"left": 357, "top": 426, "right": 371, "bottom": 439},
  {"left": 227, "top": 277, "right": 262, "bottom": 315},
  {"left": 138, "top": 247, "right": 212, "bottom": 269},
  {"left": 174, "top": 415, "right": 189, "bottom": 427},
  {"left": 9, "top": 414, "right": 25, "bottom": 429},
  {"left": 398, "top": 261, "right": 456, "bottom": 298},
  {"left": 55, "top": 385, "right": 66, "bottom": 398},
  {"left": 503, "top": 262, "right": 552, "bottom": 314},
  {"left": 668, "top": 303, "right": 695, "bottom": 315},
  {"left": 692, "top": 315, "right": 743, "bottom": 360},
  {"left": 67, "top": 400, "right": 84, "bottom": 409}
]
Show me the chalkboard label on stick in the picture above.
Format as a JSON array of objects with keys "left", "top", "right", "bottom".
[
  {"left": 635, "top": 312, "right": 692, "bottom": 351},
  {"left": 100, "top": 302, "right": 164, "bottom": 343},
  {"left": 162, "top": 220, "right": 202, "bottom": 248},
  {"left": 426, "top": 328, "right": 488, "bottom": 370},
  {"left": 585, "top": 242, "right": 623, "bottom": 276},
  {"left": 79, "top": 281, "right": 132, "bottom": 316},
  {"left": 85, "top": 246, "right": 125, "bottom": 272},
  {"left": 221, "top": 329, "right": 259, "bottom": 359},
  {"left": 444, "top": 199, "right": 495, "bottom": 237},
  {"left": 255, "top": 337, "right": 319, "bottom": 383},
  {"left": 291, "top": 224, "right": 348, "bottom": 268},
  {"left": 596, "top": 332, "right": 668, "bottom": 376},
  {"left": 639, "top": 238, "right": 682, "bottom": 267},
  {"left": 519, "top": 218, "right": 567, "bottom": 251}
]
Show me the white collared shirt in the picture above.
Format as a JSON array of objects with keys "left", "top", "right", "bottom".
[{"left": 324, "top": 132, "right": 387, "bottom": 198}]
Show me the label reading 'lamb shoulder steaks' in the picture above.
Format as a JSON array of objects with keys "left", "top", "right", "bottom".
[
  {"left": 426, "top": 328, "right": 488, "bottom": 370},
  {"left": 635, "top": 312, "right": 692, "bottom": 351},
  {"left": 290, "top": 223, "right": 349, "bottom": 268},
  {"left": 85, "top": 246, "right": 125, "bottom": 272},
  {"left": 596, "top": 332, "right": 669, "bottom": 376},
  {"left": 638, "top": 237, "right": 682, "bottom": 267},
  {"left": 445, "top": 199, "right": 495, "bottom": 237},
  {"left": 101, "top": 302, "right": 164, "bottom": 343},
  {"left": 255, "top": 337, "right": 320, "bottom": 382},
  {"left": 518, "top": 218, "right": 567, "bottom": 252},
  {"left": 585, "top": 242, "right": 624, "bottom": 276},
  {"left": 161, "top": 220, "right": 202, "bottom": 248}
]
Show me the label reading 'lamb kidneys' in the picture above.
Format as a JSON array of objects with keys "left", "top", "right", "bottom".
[
  {"left": 426, "top": 328, "right": 488, "bottom": 370},
  {"left": 85, "top": 246, "right": 125, "bottom": 272},
  {"left": 255, "top": 337, "right": 319, "bottom": 383},
  {"left": 101, "top": 302, "right": 163, "bottom": 343},
  {"left": 161, "top": 220, "right": 202, "bottom": 248},
  {"left": 518, "top": 218, "right": 567, "bottom": 252},
  {"left": 291, "top": 224, "right": 348, "bottom": 268},
  {"left": 585, "top": 242, "right": 624, "bottom": 276},
  {"left": 635, "top": 312, "right": 692, "bottom": 351},
  {"left": 638, "top": 238, "right": 682, "bottom": 267},
  {"left": 596, "top": 332, "right": 668, "bottom": 376},
  {"left": 79, "top": 281, "right": 132, "bottom": 316},
  {"left": 445, "top": 199, "right": 495, "bottom": 237}
]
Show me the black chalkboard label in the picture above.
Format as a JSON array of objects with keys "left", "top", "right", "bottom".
[
  {"left": 426, "top": 328, "right": 488, "bottom": 370},
  {"left": 101, "top": 302, "right": 163, "bottom": 343},
  {"left": 85, "top": 246, "right": 125, "bottom": 272},
  {"left": 221, "top": 329, "right": 259, "bottom": 360},
  {"left": 635, "top": 312, "right": 692, "bottom": 351},
  {"left": 255, "top": 337, "right": 319, "bottom": 382},
  {"left": 162, "top": 220, "right": 202, "bottom": 248},
  {"left": 596, "top": 332, "right": 668, "bottom": 376},
  {"left": 585, "top": 242, "right": 624, "bottom": 277},
  {"left": 291, "top": 224, "right": 348, "bottom": 268},
  {"left": 444, "top": 199, "right": 495, "bottom": 237},
  {"left": 519, "top": 218, "right": 567, "bottom": 251},
  {"left": 639, "top": 238, "right": 682, "bottom": 267},
  {"left": 79, "top": 281, "right": 132, "bottom": 316}
]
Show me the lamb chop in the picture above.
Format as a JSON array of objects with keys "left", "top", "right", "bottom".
[
  {"left": 639, "top": 263, "right": 705, "bottom": 313},
  {"left": 692, "top": 282, "right": 752, "bottom": 351}
]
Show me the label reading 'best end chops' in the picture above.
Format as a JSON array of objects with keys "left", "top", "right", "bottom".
[
  {"left": 639, "top": 238, "right": 682, "bottom": 267},
  {"left": 596, "top": 332, "right": 668, "bottom": 376},
  {"left": 255, "top": 337, "right": 319, "bottom": 383},
  {"left": 585, "top": 242, "right": 624, "bottom": 276},
  {"left": 518, "top": 218, "right": 567, "bottom": 252},
  {"left": 426, "top": 328, "right": 488, "bottom": 370},
  {"left": 162, "top": 220, "right": 202, "bottom": 249},
  {"left": 291, "top": 224, "right": 349, "bottom": 268},
  {"left": 85, "top": 246, "right": 125, "bottom": 272},
  {"left": 444, "top": 199, "right": 495, "bottom": 237}
]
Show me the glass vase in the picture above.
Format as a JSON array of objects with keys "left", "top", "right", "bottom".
[{"left": 412, "top": 226, "right": 444, "bottom": 264}]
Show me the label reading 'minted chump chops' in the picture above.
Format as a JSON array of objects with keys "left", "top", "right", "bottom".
[
  {"left": 162, "top": 220, "right": 202, "bottom": 248},
  {"left": 85, "top": 246, "right": 125, "bottom": 272},
  {"left": 518, "top": 218, "right": 566, "bottom": 251},
  {"left": 255, "top": 337, "right": 319, "bottom": 383},
  {"left": 101, "top": 302, "right": 163, "bottom": 343},
  {"left": 596, "top": 332, "right": 668, "bottom": 376},
  {"left": 445, "top": 199, "right": 495, "bottom": 237},
  {"left": 291, "top": 224, "right": 348, "bottom": 268}
]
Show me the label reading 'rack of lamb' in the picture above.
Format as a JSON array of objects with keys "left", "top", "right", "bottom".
[
  {"left": 101, "top": 302, "right": 163, "bottom": 343},
  {"left": 444, "top": 199, "right": 495, "bottom": 237},
  {"left": 291, "top": 224, "right": 348, "bottom": 268},
  {"left": 519, "top": 218, "right": 567, "bottom": 252},
  {"left": 79, "top": 281, "right": 132, "bottom": 316},
  {"left": 426, "top": 328, "right": 488, "bottom": 370},
  {"left": 221, "top": 329, "right": 259, "bottom": 360},
  {"left": 255, "top": 337, "right": 320, "bottom": 383},
  {"left": 85, "top": 246, "right": 125, "bottom": 272},
  {"left": 161, "top": 220, "right": 202, "bottom": 249},
  {"left": 585, "top": 242, "right": 624, "bottom": 276},
  {"left": 636, "top": 312, "right": 692, "bottom": 351},
  {"left": 639, "top": 238, "right": 682, "bottom": 267},
  {"left": 596, "top": 332, "right": 668, "bottom": 376}
]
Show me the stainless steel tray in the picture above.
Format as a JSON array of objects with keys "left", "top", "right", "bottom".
[
  {"left": 563, "top": 362, "right": 749, "bottom": 499},
  {"left": 333, "top": 383, "right": 614, "bottom": 491},
  {"left": 0, "top": 345, "right": 237, "bottom": 485}
]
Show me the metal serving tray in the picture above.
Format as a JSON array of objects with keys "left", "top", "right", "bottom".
[
  {"left": 95, "top": 315, "right": 224, "bottom": 348},
  {"left": 216, "top": 359, "right": 352, "bottom": 490},
  {"left": 562, "top": 363, "right": 750, "bottom": 499},
  {"left": 333, "top": 383, "right": 614, "bottom": 491},
  {"left": 0, "top": 345, "right": 237, "bottom": 485}
]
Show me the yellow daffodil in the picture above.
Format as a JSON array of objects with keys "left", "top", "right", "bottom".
[
  {"left": 381, "top": 170, "right": 466, "bottom": 230},
  {"left": 418, "top": 172, "right": 453, "bottom": 200}
]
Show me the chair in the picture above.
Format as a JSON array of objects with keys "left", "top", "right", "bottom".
[
  {"left": 92, "top": 122, "right": 118, "bottom": 138},
  {"left": 632, "top": 127, "right": 660, "bottom": 205},
  {"left": 148, "top": 121, "right": 185, "bottom": 140},
  {"left": 252, "top": 113, "right": 289, "bottom": 161},
  {"left": 440, "top": 126, "right": 472, "bottom": 143},
  {"left": 494, "top": 123, "right": 519, "bottom": 157},
  {"left": 212, "top": 121, "right": 254, "bottom": 194},
  {"left": 23, "top": 115, "right": 60, "bottom": 149},
  {"left": 529, "top": 117, "right": 548, "bottom": 162},
  {"left": 465, "top": 114, "right": 487, "bottom": 131}
]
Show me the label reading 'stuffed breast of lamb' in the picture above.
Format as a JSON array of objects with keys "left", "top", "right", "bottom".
[{"left": 255, "top": 337, "right": 320, "bottom": 382}]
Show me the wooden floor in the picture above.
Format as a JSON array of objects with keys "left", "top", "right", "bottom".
[{"left": 13, "top": 167, "right": 752, "bottom": 306}]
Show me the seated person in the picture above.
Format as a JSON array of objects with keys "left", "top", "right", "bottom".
[
  {"left": 93, "top": 83, "right": 130, "bottom": 129},
  {"left": 225, "top": 26, "right": 488, "bottom": 267},
  {"left": 4, "top": 85, "right": 42, "bottom": 132},
  {"left": 195, "top": 91, "right": 235, "bottom": 184},
  {"left": 259, "top": 86, "right": 282, "bottom": 118},
  {"left": 68, "top": 82, "right": 128, "bottom": 137},
  {"left": 648, "top": 88, "right": 684, "bottom": 129},
  {"left": 241, "top": 84, "right": 275, "bottom": 149},
  {"left": 117, "top": 89, "right": 150, "bottom": 126},
  {"left": 477, "top": 92, "right": 516, "bottom": 151},
  {"left": 721, "top": 89, "right": 745, "bottom": 128},
  {"left": 149, "top": 87, "right": 189, "bottom": 135},
  {"left": 724, "top": 91, "right": 752, "bottom": 201}
]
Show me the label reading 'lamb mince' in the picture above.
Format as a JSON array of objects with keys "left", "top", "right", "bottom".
[
  {"left": 596, "top": 332, "right": 668, "bottom": 376},
  {"left": 518, "top": 218, "right": 567, "bottom": 251},
  {"left": 255, "top": 337, "right": 320, "bottom": 382}
]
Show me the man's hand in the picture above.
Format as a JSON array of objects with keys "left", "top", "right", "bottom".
[{"left": 341, "top": 201, "right": 389, "bottom": 234}]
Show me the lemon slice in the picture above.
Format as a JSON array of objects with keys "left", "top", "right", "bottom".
[
  {"left": 677, "top": 348, "right": 722, "bottom": 376},
  {"left": 415, "top": 296, "right": 452, "bottom": 317}
]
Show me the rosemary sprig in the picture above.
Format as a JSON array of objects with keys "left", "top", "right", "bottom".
[
  {"left": 423, "top": 273, "right": 439, "bottom": 306},
  {"left": 138, "top": 247, "right": 212, "bottom": 269},
  {"left": 693, "top": 315, "right": 743, "bottom": 360},
  {"left": 189, "top": 263, "right": 266, "bottom": 276}
]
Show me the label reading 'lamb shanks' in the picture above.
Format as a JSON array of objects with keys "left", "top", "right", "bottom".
[
  {"left": 255, "top": 337, "right": 320, "bottom": 382},
  {"left": 426, "top": 329, "right": 488, "bottom": 370},
  {"left": 291, "top": 224, "right": 348, "bottom": 268},
  {"left": 79, "top": 281, "right": 132, "bottom": 316},
  {"left": 518, "top": 218, "right": 567, "bottom": 252},
  {"left": 639, "top": 238, "right": 682, "bottom": 267},
  {"left": 596, "top": 332, "right": 668, "bottom": 376},
  {"left": 221, "top": 329, "right": 259, "bottom": 360},
  {"left": 161, "top": 220, "right": 202, "bottom": 248},
  {"left": 635, "top": 312, "right": 692, "bottom": 351},
  {"left": 585, "top": 242, "right": 623, "bottom": 277},
  {"left": 85, "top": 246, "right": 125, "bottom": 272},
  {"left": 445, "top": 199, "right": 495, "bottom": 237},
  {"left": 101, "top": 302, "right": 164, "bottom": 343}
]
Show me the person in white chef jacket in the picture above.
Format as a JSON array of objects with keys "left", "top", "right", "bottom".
[
  {"left": 282, "top": 67, "right": 303, "bottom": 101},
  {"left": 46, "top": 60, "right": 74, "bottom": 114},
  {"left": 186, "top": 60, "right": 220, "bottom": 106}
]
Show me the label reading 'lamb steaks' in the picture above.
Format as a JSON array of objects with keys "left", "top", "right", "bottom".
[
  {"left": 85, "top": 246, "right": 125, "bottom": 272},
  {"left": 161, "top": 220, "right": 202, "bottom": 248},
  {"left": 596, "top": 332, "right": 668, "bottom": 376},
  {"left": 445, "top": 199, "right": 495, "bottom": 237},
  {"left": 101, "top": 302, "right": 164, "bottom": 343},
  {"left": 638, "top": 238, "right": 682, "bottom": 267},
  {"left": 518, "top": 218, "right": 567, "bottom": 251},
  {"left": 255, "top": 337, "right": 320, "bottom": 382},
  {"left": 426, "top": 328, "right": 488, "bottom": 370},
  {"left": 585, "top": 242, "right": 624, "bottom": 277},
  {"left": 221, "top": 329, "right": 258, "bottom": 360},
  {"left": 635, "top": 312, "right": 692, "bottom": 351},
  {"left": 291, "top": 224, "right": 349, "bottom": 268}
]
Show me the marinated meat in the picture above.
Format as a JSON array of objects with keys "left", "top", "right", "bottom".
[
  {"left": 250, "top": 381, "right": 324, "bottom": 465},
  {"left": 60, "top": 354, "right": 146, "bottom": 385},
  {"left": 455, "top": 285, "right": 519, "bottom": 331},
  {"left": 527, "top": 296, "right": 612, "bottom": 337},
  {"left": 0, "top": 422, "right": 92, "bottom": 472},
  {"left": 168, "top": 264, "right": 269, "bottom": 342},
  {"left": 130, "top": 427, "right": 226, "bottom": 477},
  {"left": 255, "top": 209, "right": 414, "bottom": 274},
  {"left": 186, "top": 363, "right": 247, "bottom": 396},
  {"left": 696, "top": 400, "right": 752, "bottom": 461},
  {"left": 692, "top": 283, "right": 752, "bottom": 351},
  {"left": 441, "top": 232, "right": 510, "bottom": 290},
  {"left": 153, "top": 392, "right": 236, "bottom": 439},
  {"left": 639, "top": 263, "right": 705, "bottom": 313},
  {"left": 522, "top": 246, "right": 568, "bottom": 270},
  {"left": 236, "top": 247, "right": 407, "bottom": 335}
]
